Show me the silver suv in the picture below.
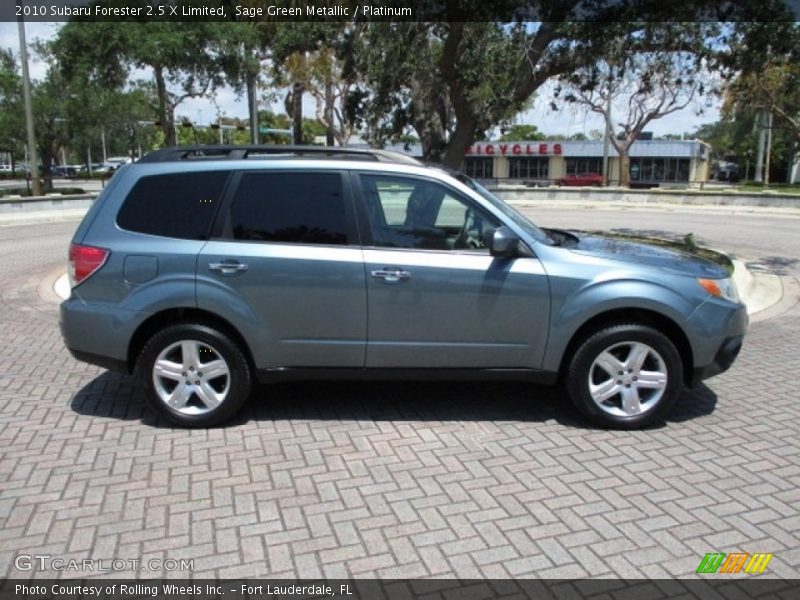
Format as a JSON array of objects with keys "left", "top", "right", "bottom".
[{"left": 60, "top": 146, "right": 747, "bottom": 429}]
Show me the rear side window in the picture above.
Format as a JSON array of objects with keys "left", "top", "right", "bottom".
[
  {"left": 117, "top": 171, "right": 230, "bottom": 239},
  {"left": 226, "top": 172, "right": 348, "bottom": 245}
]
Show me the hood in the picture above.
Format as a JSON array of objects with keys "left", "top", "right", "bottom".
[{"left": 566, "top": 232, "right": 729, "bottom": 278}]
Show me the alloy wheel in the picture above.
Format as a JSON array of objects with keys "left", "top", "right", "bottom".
[
  {"left": 152, "top": 340, "right": 231, "bottom": 415},
  {"left": 588, "top": 341, "right": 668, "bottom": 417}
]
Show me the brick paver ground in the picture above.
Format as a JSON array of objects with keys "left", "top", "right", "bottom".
[{"left": 1, "top": 213, "right": 798, "bottom": 580}]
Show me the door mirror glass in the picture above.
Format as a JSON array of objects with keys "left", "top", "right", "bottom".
[{"left": 489, "top": 226, "right": 520, "bottom": 257}]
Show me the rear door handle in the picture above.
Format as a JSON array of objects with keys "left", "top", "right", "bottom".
[
  {"left": 208, "top": 260, "right": 248, "bottom": 275},
  {"left": 371, "top": 267, "right": 411, "bottom": 283}
]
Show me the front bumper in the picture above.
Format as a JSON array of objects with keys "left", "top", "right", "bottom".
[
  {"left": 687, "top": 298, "right": 748, "bottom": 385},
  {"left": 692, "top": 334, "right": 744, "bottom": 384}
]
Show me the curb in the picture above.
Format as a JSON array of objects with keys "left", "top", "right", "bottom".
[
  {"left": 54, "top": 273, "right": 70, "bottom": 301},
  {"left": 730, "top": 260, "right": 783, "bottom": 317}
]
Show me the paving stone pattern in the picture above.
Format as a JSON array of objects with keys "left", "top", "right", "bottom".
[{"left": 0, "top": 220, "right": 798, "bottom": 580}]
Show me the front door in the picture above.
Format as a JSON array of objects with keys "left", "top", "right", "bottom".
[{"left": 355, "top": 172, "right": 550, "bottom": 370}]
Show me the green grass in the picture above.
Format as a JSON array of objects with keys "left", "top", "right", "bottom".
[{"left": 734, "top": 182, "right": 800, "bottom": 195}]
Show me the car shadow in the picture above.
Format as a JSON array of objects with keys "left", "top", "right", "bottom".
[
  {"left": 745, "top": 255, "right": 799, "bottom": 276},
  {"left": 69, "top": 371, "right": 717, "bottom": 430}
]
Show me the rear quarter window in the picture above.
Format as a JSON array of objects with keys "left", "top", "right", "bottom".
[{"left": 116, "top": 171, "right": 231, "bottom": 239}]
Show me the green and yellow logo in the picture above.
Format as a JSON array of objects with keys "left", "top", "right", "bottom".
[{"left": 696, "top": 552, "right": 773, "bottom": 574}]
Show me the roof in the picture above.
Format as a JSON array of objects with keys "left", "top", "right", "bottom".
[{"left": 138, "top": 145, "right": 423, "bottom": 165}]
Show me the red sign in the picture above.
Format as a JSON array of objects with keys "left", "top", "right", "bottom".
[{"left": 466, "top": 142, "right": 562, "bottom": 157}]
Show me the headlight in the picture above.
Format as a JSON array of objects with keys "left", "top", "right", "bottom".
[{"left": 697, "top": 277, "right": 740, "bottom": 303}]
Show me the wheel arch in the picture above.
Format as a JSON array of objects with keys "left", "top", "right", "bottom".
[
  {"left": 127, "top": 307, "right": 255, "bottom": 375},
  {"left": 557, "top": 308, "right": 694, "bottom": 386}
]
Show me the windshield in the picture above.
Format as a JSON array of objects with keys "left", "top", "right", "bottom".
[{"left": 450, "top": 172, "right": 554, "bottom": 244}]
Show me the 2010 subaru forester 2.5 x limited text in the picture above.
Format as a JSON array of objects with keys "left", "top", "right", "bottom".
[{"left": 60, "top": 145, "right": 747, "bottom": 429}]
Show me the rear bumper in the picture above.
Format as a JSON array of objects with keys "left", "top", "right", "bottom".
[
  {"left": 66, "top": 348, "right": 128, "bottom": 373},
  {"left": 60, "top": 297, "right": 142, "bottom": 373}
]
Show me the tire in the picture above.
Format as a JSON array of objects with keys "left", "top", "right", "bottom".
[
  {"left": 565, "top": 323, "right": 683, "bottom": 429},
  {"left": 136, "top": 323, "right": 252, "bottom": 427}
]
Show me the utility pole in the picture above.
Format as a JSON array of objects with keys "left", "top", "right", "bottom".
[
  {"left": 764, "top": 110, "right": 773, "bottom": 186},
  {"left": 17, "top": 15, "right": 41, "bottom": 196},
  {"left": 754, "top": 109, "right": 766, "bottom": 183},
  {"left": 248, "top": 76, "right": 259, "bottom": 144},
  {"left": 602, "top": 93, "right": 611, "bottom": 186}
]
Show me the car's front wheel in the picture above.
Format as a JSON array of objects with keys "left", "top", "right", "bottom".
[
  {"left": 137, "top": 323, "right": 252, "bottom": 427},
  {"left": 565, "top": 323, "right": 683, "bottom": 429}
]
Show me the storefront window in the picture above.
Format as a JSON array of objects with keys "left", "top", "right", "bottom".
[
  {"left": 462, "top": 157, "right": 494, "bottom": 180},
  {"left": 508, "top": 157, "right": 549, "bottom": 179},
  {"left": 565, "top": 158, "right": 603, "bottom": 176},
  {"left": 629, "top": 157, "right": 691, "bottom": 182}
]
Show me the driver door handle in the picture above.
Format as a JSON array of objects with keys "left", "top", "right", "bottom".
[
  {"left": 371, "top": 267, "right": 412, "bottom": 283},
  {"left": 208, "top": 260, "right": 248, "bottom": 275}
]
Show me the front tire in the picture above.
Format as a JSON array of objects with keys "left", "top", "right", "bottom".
[
  {"left": 137, "top": 323, "right": 252, "bottom": 427},
  {"left": 565, "top": 323, "right": 683, "bottom": 429}
]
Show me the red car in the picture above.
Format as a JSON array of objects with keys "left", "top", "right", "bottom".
[{"left": 557, "top": 172, "right": 604, "bottom": 186}]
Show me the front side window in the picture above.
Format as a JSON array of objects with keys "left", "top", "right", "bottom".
[
  {"left": 117, "top": 171, "right": 231, "bottom": 239},
  {"left": 226, "top": 171, "right": 348, "bottom": 245},
  {"left": 359, "top": 174, "right": 500, "bottom": 252}
]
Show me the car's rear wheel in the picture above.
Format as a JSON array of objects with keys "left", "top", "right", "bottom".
[
  {"left": 565, "top": 323, "right": 683, "bottom": 429},
  {"left": 137, "top": 323, "right": 252, "bottom": 427}
]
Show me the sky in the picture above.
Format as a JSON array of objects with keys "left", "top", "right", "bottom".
[{"left": 0, "top": 21, "right": 721, "bottom": 141}]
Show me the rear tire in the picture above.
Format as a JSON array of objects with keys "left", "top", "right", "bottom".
[
  {"left": 136, "top": 323, "right": 252, "bottom": 427},
  {"left": 565, "top": 323, "right": 683, "bottom": 429}
]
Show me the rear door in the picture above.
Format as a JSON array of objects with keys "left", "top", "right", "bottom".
[{"left": 197, "top": 169, "right": 366, "bottom": 369}]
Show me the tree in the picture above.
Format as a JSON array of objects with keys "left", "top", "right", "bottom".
[
  {"left": 268, "top": 22, "right": 355, "bottom": 145},
  {"left": 499, "top": 124, "right": 545, "bottom": 141},
  {"left": 560, "top": 24, "right": 715, "bottom": 186},
  {"left": 347, "top": 0, "right": 732, "bottom": 170},
  {"left": 0, "top": 49, "right": 25, "bottom": 170},
  {"left": 52, "top": 21, "right": 245, "bottom": 146},
  {"left": 722, "top": 23, "right": 800, "bottom": 145}
]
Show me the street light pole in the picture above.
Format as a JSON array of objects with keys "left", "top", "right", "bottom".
[{"left": 17, "top": 15, "right": 42, "bottom": 196}]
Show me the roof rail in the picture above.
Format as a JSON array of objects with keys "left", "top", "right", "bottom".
[{"left": 137, "top": 145, "right": 421, "bottom": 165}]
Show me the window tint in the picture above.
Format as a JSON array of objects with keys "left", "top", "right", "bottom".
[
  {"left": 360, "top": 174, "right": 500, "bottom": 252},
  {"left": 117, "top": 171, "right": 230, "bottom": 239},
  {"left": 228, "top": 172, "right": 348, "bottom": 245}
]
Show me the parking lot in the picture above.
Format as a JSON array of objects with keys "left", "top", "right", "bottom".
[{"left": 1, "top": 207, "right": 799, "bottom": 579}]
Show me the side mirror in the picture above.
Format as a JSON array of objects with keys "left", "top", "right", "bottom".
[{"left": 489, "top": 226, "right": 520, "bottom": 258}]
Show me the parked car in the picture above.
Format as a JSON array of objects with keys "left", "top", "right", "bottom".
[
  {"left": 60, "top": 145, "right": 747, "bottom": 429},
  {"left": 52, "top": 165, "right": 77, "bottom": 178},
  {"left": 557, "top": 172, "right": 604, "bottom": 186},
  {"left": 106, "top": 156, "right": 134, "bottom": 169}
]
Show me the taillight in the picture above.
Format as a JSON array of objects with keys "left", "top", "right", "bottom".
[{"left": 69, "top": 243, "right": 109, "bottom": 287}]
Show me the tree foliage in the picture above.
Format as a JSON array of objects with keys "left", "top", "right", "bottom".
[
  {"left": 559, "top": 23, "right": 717, "bottom": 186},
  {"left": 499, "top": 124, "right": 545, "bottom": 141},
  {"left": 52, "top": 20, "right": 250, "bottom": 146},
  {"left": 722, "top": 22, "right": 800, "bottom": 145},
  {"left": 0, "top": 49, "right": 25, "bottom": 164}
]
